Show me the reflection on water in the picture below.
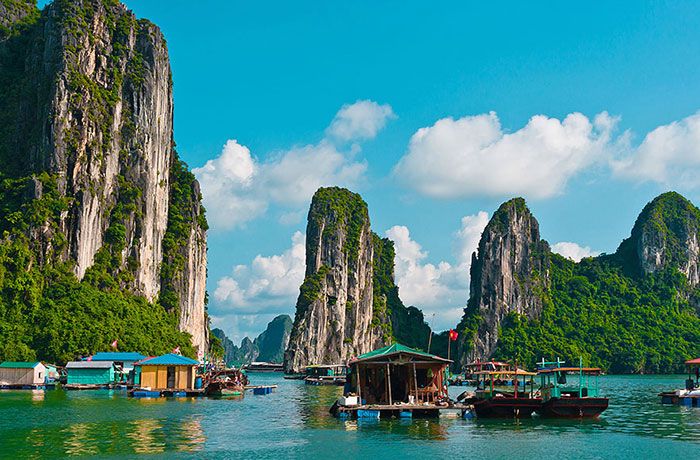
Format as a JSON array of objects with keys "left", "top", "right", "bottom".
[
  {"left": 2, "top": 374, "right": 700, "bottom": 459},
  {"left": 128, "top": 419, "right": 165, "bottom": 454},
  {"left": 64, "top": 423, "right": 98, "bottom": 457},
  {"left": 178, "top": 416, "right": 205, "bottom": 452}
]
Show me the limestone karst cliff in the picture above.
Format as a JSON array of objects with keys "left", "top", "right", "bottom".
[
  {"left": 456, "top": 198, "right": 550, "bottom": 365},
  {"left": 284, "top": 187, "right": 432, "bottom": 373},
  {"left": 284, "top": 188, "right": 387, "bottom": 373},
  {"left": 0, "top": 0, "right": 207, "bottom": 359},
  {"left": 456, "top": 192, "right": 700, "bottom": 373},
  {"left": 616, "top": 191, "right": 700, "bottom": 285}
]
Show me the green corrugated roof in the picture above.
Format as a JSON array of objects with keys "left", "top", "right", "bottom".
[
  {"left": 0, "top": 361, "right": 40, "bottom": 368},
  {"left": 353, "top": 343, "right": 451, "bottom": 363}
]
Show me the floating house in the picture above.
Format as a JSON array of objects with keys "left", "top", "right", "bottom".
[
  {"left": 86, "top": 352, "right": 147, "bottom": 383},
  {"left": 0, "top": 362, "right": 47, "bottom": 387},
  {"left": 332, "top": 343, "right": 453, "bottom": 418},
  {"left": 65, "top": 361, "right": 116, "bottom": 386},
  {"left": 87, "top": 352, "right": 146, "bottom": 371},
  {"left": 44, "top": 364, "right": 59, "bottom": 382},
  {"left": 135, "top": 354, "right": 198, "bottom": 391}
]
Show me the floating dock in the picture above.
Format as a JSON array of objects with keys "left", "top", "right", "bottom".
[
  {"left": 0, "top": 384, "right": 55, "bottom": 390},
  {"left": 244, "top": 385, "right": 277, "bottom": 395},
  {"left": 128, "top": 389, "right": 206, "bottom": 398},
  {"left": 334, "top": 403, "right": 473, "bottom": 419}
]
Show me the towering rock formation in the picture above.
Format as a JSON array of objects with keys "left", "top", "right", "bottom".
[
  {"left": 284, "top": 188, "right": 389, "bottom": 373},
  {"left": 284, "top": 188, "right": 386, "bottom": 372},
  {"left": 284, "top": 187, "right": 433, "bottom": 373},
  {"left": 457, "top": 198, "right": 550, "bottom": 363},
  {"left": 0, "top": 0, "right": 207, "bottom": 354},
  {"left": 616, "top": 192, "right": 700, "bottom": 285}
]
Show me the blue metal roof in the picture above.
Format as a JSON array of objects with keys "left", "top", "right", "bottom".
[
  {"left": 84, "top": 352, "right": 147, "bottom": 362},
  {"left": 135, "top": 353, "right": 198, "bottom": 366}
]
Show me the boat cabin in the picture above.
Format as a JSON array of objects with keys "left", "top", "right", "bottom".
[
  {"left": 346, "top": 343, "right": 451, "bottom": 405},
  {"left": 473, "top": 368, "right": 537, "bottom": 400},
  {"left": 537, "top": 358, "right": 602, "bottom": 400},
  {"left": 683, "top": 358, "right": 700, "bottom": 390},
  {"left": 306, "top": 364, "right": 346, "bottom": 378},
  {"left": 467, "top": 360, "right": 512, "bottom": 376}
]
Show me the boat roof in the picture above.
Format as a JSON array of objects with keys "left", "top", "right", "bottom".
[
  {"left": 306, "top": 364, "right": 345, "bottom": 368},
  {"left": 473, "top": 369, "right": 537, "bottom": 376},
  {"left": 537, "top": 367, "right": 602, "bottom": 374},
  {"left": 351, "top": 343, "right": 452, "bottom": 364},
  {"left": 467, "top": 361, "right": 510, "bottom": 367}
]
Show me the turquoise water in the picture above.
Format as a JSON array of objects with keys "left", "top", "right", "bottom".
[{"left": 1, "top": 374, "right": 700, "bottom": 459}]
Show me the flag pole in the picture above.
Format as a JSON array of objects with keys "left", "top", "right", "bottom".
[{"left": 427, "top": 313, "right": 435, "bottom": 353}]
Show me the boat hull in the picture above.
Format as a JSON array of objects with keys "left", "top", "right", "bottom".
[
  {"left": 473, "top": 397, "right": 542, "bottom": 418},
  {"left": 537, "top": 397, "right": 608, "bottom": 418}
]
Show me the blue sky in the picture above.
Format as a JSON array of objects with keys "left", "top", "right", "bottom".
[{"left": 40, "top": 1, "right": 700, "bottom": 343}]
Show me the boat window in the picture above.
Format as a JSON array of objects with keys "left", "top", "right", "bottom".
[{"left": 557, "top": 372, "right": 567, "bottom": 385}]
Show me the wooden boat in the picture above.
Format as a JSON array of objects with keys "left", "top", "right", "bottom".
[
  {"left": 467, "top": 365, "right": 541, "bottom": 418},
  {"left": 659, "top": 358, "right": 700, "bottom": 406},
  {"left": 243, "top": 362, "right": 283, "bottom": 372},
  {"left": 535, "top": 358, "right": 608, "bottom": 418},
  {"left": 205, "top": 380, "right": 245, "bottom": 396},
  {"left": 203, "top": 366, "right": 248, "bottom": 396}
]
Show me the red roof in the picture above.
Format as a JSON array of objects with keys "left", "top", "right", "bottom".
[{"left": 685, "top": 358, "right": 700, "bottom": 365}]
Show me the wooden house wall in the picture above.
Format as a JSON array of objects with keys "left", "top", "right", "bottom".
[
  {"left": 0, "top": 365, "right": 46, "bottom": 385},
  {"left": 139, "top": 365, "right": 194, "bottom": 390}
]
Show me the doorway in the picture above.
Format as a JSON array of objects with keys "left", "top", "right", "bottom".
[{"left": 167, "top": 366, "right": 176, "bottom": 388}]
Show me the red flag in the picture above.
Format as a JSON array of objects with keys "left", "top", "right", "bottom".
[
  {"left": 86, "top": 355, "right": 93, "bottom": 361},
  {"left": 111, "top": 340, "right": 118, "bottom": 348},
  {"left": 173, "top": 346, "right": 181, "bottom": 354},
  {"left": 449, "top": 329, "right": 458, "bottom": 341}
]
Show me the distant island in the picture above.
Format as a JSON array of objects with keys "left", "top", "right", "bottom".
[{"left": 212, "top": 315, "right": 292, "bottom": 366}]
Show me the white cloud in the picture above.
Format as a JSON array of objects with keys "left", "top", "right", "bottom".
[
  {"left": 551, "top": 242, "right": 600, "bottom": 262},
  {"left": 261, "top": 140, "right": 367, "bottom": 207},
  {"left": 213, "top": 231, "right": 306, "bottom": 314},
  {"left": 386, "top": 212, "right": 489, "bottom": 331},
  {"left": 394, "top": 111, "right": 616, "bottom": 200},
  {"left": 327, "top": 100, "right": 396, "bottom": 141},
  {"left": 195, "top": 100, "right": 394, "bottom": 230},
  {"left": 611, "top": 110, "right": 700, "bottom": 187},
  {"left": 194, "top": 140, "right": 268, "bottom": 230}
]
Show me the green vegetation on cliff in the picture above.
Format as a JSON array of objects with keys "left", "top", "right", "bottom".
[
  {"left": 372, "top": 234, "right": 431, "bottom": 349},
  {"left": 0, "top": 0, "right": 202, "bottom": 362},
  {"left": 476, "top": 192, "right": 700, "bottom": 373}
]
